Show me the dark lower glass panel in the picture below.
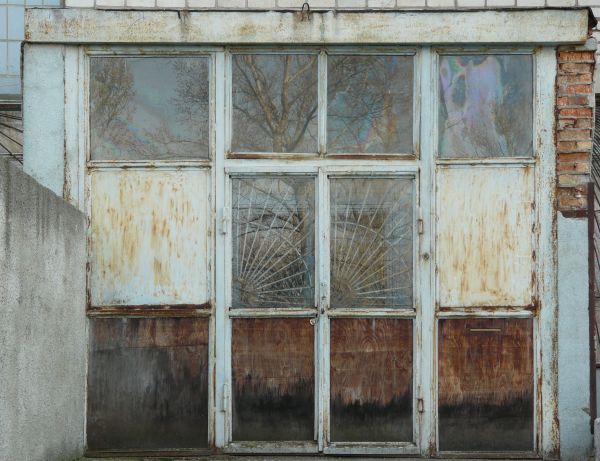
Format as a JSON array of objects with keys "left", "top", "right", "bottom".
[
  {"left": 232, "top": 318, "right": 314, "bottom": 441},
  {"left": 87, "top": 317, "right": 209, "bottom": 451},
  {"left": 438, "top": 318, "right": 534, "bottom": 452},
  {"left": 330, "top": 318, "right": 413, "bottom": 442}
]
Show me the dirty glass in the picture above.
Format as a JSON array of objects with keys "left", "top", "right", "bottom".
[
  {"left": 330, "top": 177, "right": 413, "bottom": 309},
  {"left": 231, "top": 176, "right": 315, "bottom": 309},
  {"left": 232, "top": 318, "right": 315, "bottom": 441},
  {"left": 90, "top": 57, "right": 210, "bottom": 160},
  {"left": 327, "top": 55, "right": 413, "bottom": 154},
  {"left": 330, "top": 318, "right": 413, "bottom": 442},
  {"left": 438, "top": 54, "right": 533, "bottom": 158},
  {"left": 438, "top": 318, "right": 534, "bottom": 452},
  {"left": 87, "top": 317, "right": 209, "bottom": 450},
  {"left": 231, "top": 54, "right": 318, "bottom": 153}
]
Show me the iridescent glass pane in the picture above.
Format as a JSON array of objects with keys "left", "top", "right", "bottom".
[
  {"left": 232, "top": 176, "right": 315, "bottom": 308},
  {"left": 90, "top": 57, "right": 210, "bottom": 160},
  {"left": 438, "top": 54, "right": 533, "bottom": 158},
  {"left": 328, "top": 55, "right": 413, "bottom": 154},
  {"left": 330, "top": 178, "right": 413, "bottom": 309},
  {"left": 232, "top": 54, "right": 318, "bottom": 153}
]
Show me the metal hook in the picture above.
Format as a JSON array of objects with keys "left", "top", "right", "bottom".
[{"left": 301, "top": 2, "right": 311, "bottom": 21}]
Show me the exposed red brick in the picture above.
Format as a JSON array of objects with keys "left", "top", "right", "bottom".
[
  {"left": 558, "top": 152, "right": 591, "bottom": 163},
  {"left": 556, "top": 162, "right": 590, "bottom": 173},
  {"left": 558, "top": 107, "right": 592, "bottom": 118},
  {"left": 558, "top": 174, "right": 589, "bottom": 187},
  {"left": 562, "top": 84, "right": 593, "bottom": 94},
  {"left": 557, "top": 74, "right": 593, "bottom": 85},
  {"left": 558, "top": 51, "right": 595, "bottom": 61},
  {"left": 558, "top": 129, "right": 591, "bottom": 141},
  {"left": 559, "top": 62, "right": 593, "bottom": 74},
  {"left": 557, "top": 96, "right": 590, "bottom": 106},
  {"left": 574, "top": 118, "right": 593, "bottom": 129}
]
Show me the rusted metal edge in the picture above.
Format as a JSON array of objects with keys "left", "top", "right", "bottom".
[
  {"left": 85, "top": 448, "right": 212, "bottom": 457},
  {"left": 559, "top": 209, "right": 589, "bottom": 218},
  {"left": 437, "top": 304, "right": 538, "bottom": 313},
  {"left": 439, "top": 451, "right": 541, "bottom": 459},
  {"left": 87, "top": 302, "right": 211, "bottom": 317},
  {"left": 25, "top": 8, "right": 588, "bottom": 45},
  {"left": 588, "top": 181, "right": 597, "bottom": 432}
]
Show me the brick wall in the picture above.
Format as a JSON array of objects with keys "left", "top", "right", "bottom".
[{"left": 556, "top": 48, "right": 596, "bottom": 214}]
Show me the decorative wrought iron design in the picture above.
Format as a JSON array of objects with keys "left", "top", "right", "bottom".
[
  {"left": 330, "top": 177, "right": 413, "bottom": 309},
  {"left": 231, "top": 176, "right": 315, "bottom": 309},
  {"left": 0, "top": 103, "right": 23, "bottom": 164}
]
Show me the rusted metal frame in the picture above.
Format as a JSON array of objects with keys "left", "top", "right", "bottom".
[
  {"left": 225, "top": 159, "right": 420, "bottom": 171},
  {"left": 535, "top": 47, "right": 559, "bottom": 459},
  {"left": 430, "top": 46, "right": 541, "bottom": 457},
  {"left": 588, "top": 181, "right": 597, "bottom": 432},
  {"left": 437, "top": 305, "right": 537, "bottom": 315},
  {"left": 85, "top": 449, "right": 212, "bottom": 457},
  {"left": 64, "top": 46, "right": 81, "bottom": 208},
  {"left": 225, "top": 45, "right": 419, "bottom": 160},
  {"left": 327, "top": 308, "right": 416, "bottom": 318},
  {"left": 418, "top": 46, "right": 436, "bottom": 457},
  {"left": 224, "top": 46, "right": 321, "bottom": 159},
  {"left": 323, "top": 167, "right": 420, "bottom": 454},
  {"left": 228, "top": 308, "right": 317, "bottom": 318},
  {"left": 316, "top": 167, "right": 329, "bottom": 451},
  {"left": 221, "top": 169, "right": 320, "bottom": 453},
  {"left": 87, "top": 159, "right": 213, "bottom": 169},
  {"left": 213, "top": 50, "right": 228, "bottom": 449},
  {"left": 324, "top": 442, "right": 419, "bottom": 456},
  {"left": 225, "top": 441, "right": 318, "bottom": 454},
  {"left": 86, "top": 304, "right": 211, "bottom": 318},
  {"left": 322, "top": 46, "right": 419, "bottom": 159},
  {"left": 81, "top": 47, "right": 219, "bottom": 451},
  {"left": 439, "top": 451, "right": 541, "bottom": 459}
]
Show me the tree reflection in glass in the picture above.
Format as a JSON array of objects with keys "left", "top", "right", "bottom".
[
  {"left": 231, "top": 54, "right": 318, "bottom": 153},
  {"left": 327, "top": 55, "right": 414, "bottom": 154},
  {"left": 90, "top": 57, "right": 210, "bottom": 160}
]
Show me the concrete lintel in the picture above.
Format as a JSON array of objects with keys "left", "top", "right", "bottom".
[{"left": 25, "top": 8, "right": 589, "bottom": 45}]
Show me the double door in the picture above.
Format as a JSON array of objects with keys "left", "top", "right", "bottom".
[{"left": 221, "top": 168, "right": 421, "bottom": 454}]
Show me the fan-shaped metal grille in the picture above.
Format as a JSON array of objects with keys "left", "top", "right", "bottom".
[
  {"left": 232, "top": 176, "right": 315, "bottom": 309},
  {"left": 330, "top": 177, "right": 413, "bottom": 309}
]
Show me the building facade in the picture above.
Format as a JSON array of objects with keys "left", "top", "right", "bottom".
[{"left": 1, "top": 2, "right": 597, "bottom": 460}]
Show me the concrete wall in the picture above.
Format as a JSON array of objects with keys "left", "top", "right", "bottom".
[
  {"left": 0, "top": 157, "right": 86, "bottom": 461},
  {"left": 558, "top": 214, "right": 594, "bottom": 461}
]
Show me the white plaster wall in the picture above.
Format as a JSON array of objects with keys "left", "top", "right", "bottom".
[
  {"left": 558, "top": 214, "right": 594, "bottom": 461},
  {"left": 0, "top": 157, "right": 86, "bottom": 461},
  {"left": 22, "top": 44, "right": 65, "bottom": 198}
]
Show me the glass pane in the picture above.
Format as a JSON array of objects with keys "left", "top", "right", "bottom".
[
  {"left": 330, "top": 318, "right": 413, "bottom": 442},
  {"left": 231, "top": 54, "right": 318, "bottom": 153},
  {"left": 438, "top": 54, "right": 533, "bottom": 158},
  {"left": 438, "top": 318, "right": 534, "bottom": 452},
  {"left": 328, "top": 55, "right": 413, "bottom": 154},
  {"left": 232, "top": 176, "right": 315, "bottom": 309},
  {"left": 87, "top": 317, "right": 209, "bottom": 450},
  {"left": 232, "top": 318, "right": 314, "bottom": 441},
  {"left": 330, "top": 177, "right": 413, "bottom": 309},
  {"left": 90, "top": 57, "right": 210, "bottom": 160}
]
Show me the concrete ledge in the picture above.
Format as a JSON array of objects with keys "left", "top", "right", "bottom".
[{"left": 25, "top": 8, "right": 588, "bottom": 45}]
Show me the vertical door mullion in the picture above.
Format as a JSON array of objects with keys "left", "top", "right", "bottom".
[
  {"left": 317, "top": 168, "right": 331, "bottom": 450},
  {"left": 214, "top": 50, "right": 229, "bottom": 448},
  {"left": 317, "top": 50, "right": 327, "bottom": 156},
  {"left": 417, "top": 46, "right": 436, "bottom": 457}
]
